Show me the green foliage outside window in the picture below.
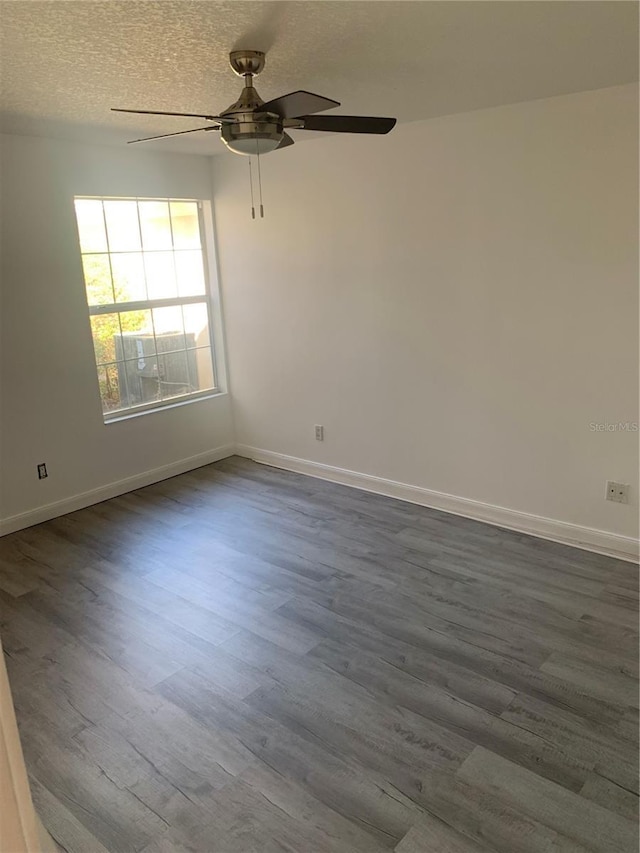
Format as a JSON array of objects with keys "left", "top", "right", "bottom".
[{"left": 83, "top": 256, "right": 153, "bottom": 410}]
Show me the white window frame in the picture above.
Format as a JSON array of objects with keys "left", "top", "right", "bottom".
[{"left": 74, "top": 196, "right": 226, "bottom": 423}]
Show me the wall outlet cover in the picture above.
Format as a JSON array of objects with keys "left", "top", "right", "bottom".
[{"left": 605, "top": 481, "right": 629, "bottom": 504}]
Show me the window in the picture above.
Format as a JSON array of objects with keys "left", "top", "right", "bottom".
[{"left": 73, "top": 197, "right": 220, "bottom": 420}]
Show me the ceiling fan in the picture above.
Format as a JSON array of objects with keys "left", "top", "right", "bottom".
[{"left": 112, "top": 50, "right": 396, "bottom": 156}]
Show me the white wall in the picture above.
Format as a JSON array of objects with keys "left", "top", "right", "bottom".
[
  {"left": 0, "top": 135, "right": 234, "bottom": 528},
  {"left": 213, "top": 84, "right": 639, "bottom": 550}
]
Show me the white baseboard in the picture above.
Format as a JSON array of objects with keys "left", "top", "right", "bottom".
[
  {"left": 3, "top": 441, "right": 638, "bottom": 563},
  {"left": 0, "top": 444, "right": 236, "bottom": 537},
  {"left": 235, "top": 444, "right": 639, "bottom": 563}
]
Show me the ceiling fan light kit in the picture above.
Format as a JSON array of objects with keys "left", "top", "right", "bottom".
[{"left": 112, "top": 49, "right": 397, "bottom": 155}]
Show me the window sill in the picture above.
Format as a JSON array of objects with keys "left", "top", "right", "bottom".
[{"left": 103, "top": 389, "right": 227, "bottom": 424}]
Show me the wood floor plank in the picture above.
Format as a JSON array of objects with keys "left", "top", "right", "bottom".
[
  {"left": 412, "top": 768, "right": 590, "bottom": 853},
  {"left": 275, "top": 594, "right": 518, "bottom": 713},
  {"left": 108, "top": 697, "right": 256, "bottom": 782},
  {"left": 297, "top": 580, "right": 552, "bottom": 668},
  {"left": 574, "top": 615, "right": 639, "bottom": 675},
  {"left": 13, "top": 639, "right": 167, "bottom": 730},
  {"left": 0, "top": 555, "right": 40, "bottom": 596},
  {"left": 344, "top": 580, "right": 638, "bottom": 677},
  {"left": 18, "top": 721, "right": 168, "bottom": 852},
  {"left": 143, "top": 565, "right": 323, "bottom": 654},
  {"left": 395, "top": 528, "right": 610, "bottom": 597},
  {"left": 579, "top": 772, "right": 639, "bottom": 822},
  {"left": 216, "top": 631, "right": 476, "bottom": 782},
  {"left": 458, "top": 746, "right": 638, "bottom": 853},
  {"left": 394, "top": 813, "right": 494, "bottom": 852},
  {"left": 204, "top": 775, "right": 385, "bottom": 853},
  {"left": 235, "top": 761, "right": 390, "bottom": 853},
  {"left": 29, "top": 776, "right": 112, "bottom": 853},
  {"left": 174, "top": 534, "right": 337, "bottom": 601},
  {"left": 1, "top": 587, "right": 79, "bottom": 663},
  {"left": 156, "top": 667, "right": 424, "bottom": 846},
  {"left": 501, "top": 692, "right": 639, "bottom": 793},
  {"left": 80, "top": 562, "right": 243, "bottom": 647},
  {"left": 0, "top": 457, "right": 636, "bottom": 852},
  {"left": 19, "top": 585, "right": 184, "bottom": 688},
  {"left": 5, "top": 654, "right": 90, "bottom": 740},
  {"left": 310, "top": 636, "right": 591, "bottom": 792},
  {"left": 61, "top": 578, "right": 265, "bottom": 697},
  {"left": 540, "top": 653, "right": 639, "bottom": 709},
  {"left": 277, "top": 594, "right": 627, "bottom": 725},
  {"left": 227, "top": 613, "right": 517, "bottom": 715},
  {"left": 611, "top": 708, "right": 640, "bottom": 746}
]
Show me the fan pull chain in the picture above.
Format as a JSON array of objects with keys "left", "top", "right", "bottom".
[
  {"left": 256, "top": 148, "right": 264, "bottom": 218},
  {"left": 248, "top": 158, "right": 256, "bottom": 219}
]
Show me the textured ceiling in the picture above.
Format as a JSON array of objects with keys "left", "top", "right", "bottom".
[{"left": 0, "top": 1, "right": 637, "bottom": 155}]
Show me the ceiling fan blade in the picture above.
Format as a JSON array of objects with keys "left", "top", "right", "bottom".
[
  {"left": 113, "top": 108, "right": 231, "bottom": 122},
  {"left": 259, "top": 90, "right": 340, "bottom": 119},
  {"left": 127, "top": 126, "right": 220, "bottom": 144},
  {"left": 275, "top": 132, "right": 295, "bottom": 150},
  {"left": 296, "top": 115, "right": 397, "bottom": 134}
]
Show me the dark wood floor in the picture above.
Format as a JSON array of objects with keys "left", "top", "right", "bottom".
[{"left": 1, "top": 456, "right": 638, "bottom": 853}]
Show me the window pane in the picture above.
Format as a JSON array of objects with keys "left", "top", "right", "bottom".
[
  {"left": 90, "top": 313, "right": 121, "bottom": 365},
  {"left": 182, "top": 302, "right": 210, "bottom": 348},
  {"left": 82, "top": 254, "right": 114, "bottom": 305},
  {"left": 103, "top": 200, "right": 141, "bottom": 251},
  {"left": 153, "top": 306, "right": 186, "bottom": 351},
  {"left": 190, "top": 346, "right": 215, "bottom": 391},
  {"left": 75, "top": 199, "right": 107, "bottom": 253},
  {"left": 158, "top": 350, "right": 193, "bottom": 400},
  {"left": 115, "top": 310, "right": 155, "bottom": 361},
  {"left": 144, "top": 251, "right": 177, "bottom": 299},
  {"left": 97, "top": 363, "right": 123, "bottom": 413},
  {"left": 119, "top": 308, "right": 153, "bottom": 336},
  {"left": 175, "top": 250, "right": 205, "bottom": 296},
  {"left": 170, "top": 202, "right": 200, "bottom": 249},
  {"left": 121, "top": 357, "right": 161, "bottom": 407},
  {"left": 139, "top": 201, "right": 173, "bottom": 250},
  {"left": 111, "top": 252, "right": 147, "bottom": 302}
]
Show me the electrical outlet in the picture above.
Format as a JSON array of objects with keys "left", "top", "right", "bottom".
[
  {"left": 37, "top": 463, "right": 48, "bottom": 480},
  {"left": 315, "top": 425, "right": 324, "bottom": 441},
  {"left": 606, "top": 481, "right": 629, "bottom": 504}
]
